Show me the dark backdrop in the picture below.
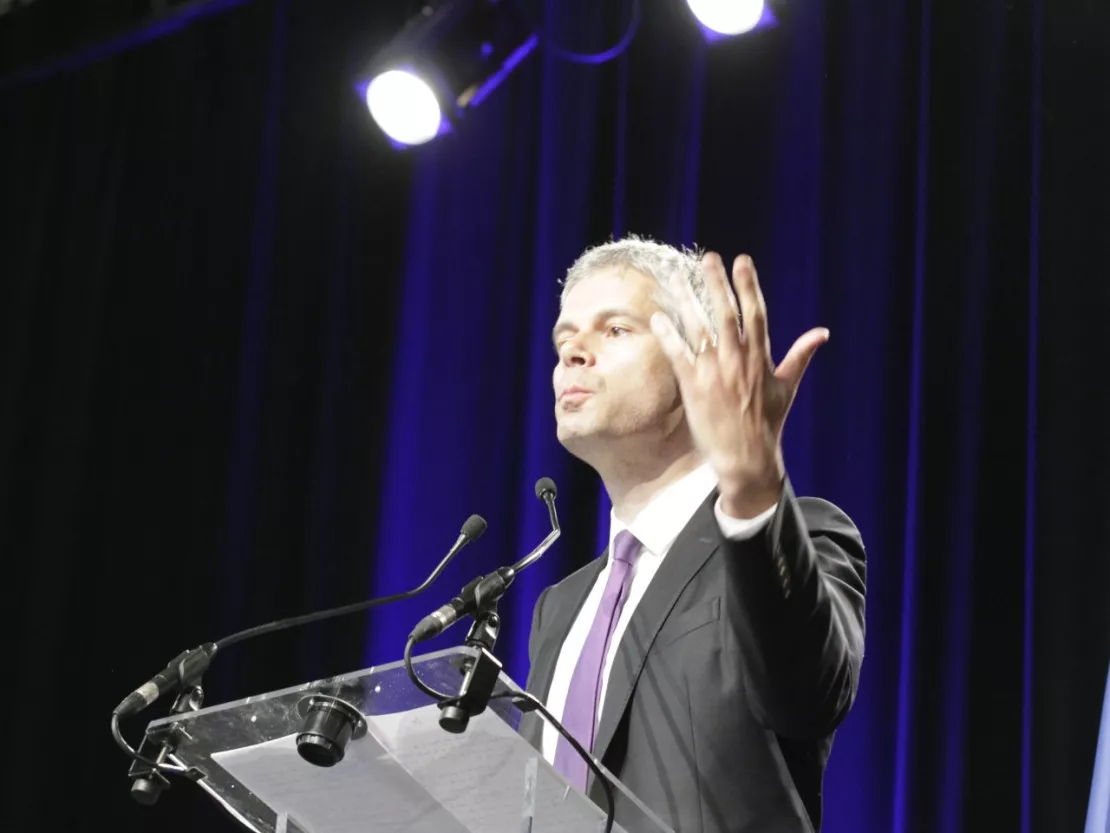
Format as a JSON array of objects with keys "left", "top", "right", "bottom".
[{"left": 1, "top": 1, "right": 1108, "bottom": 831}]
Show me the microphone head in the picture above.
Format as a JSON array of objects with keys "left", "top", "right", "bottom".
[
  {"left": 534, "top": 477, "right": 557, "bottom": 501},
  {"left": 461, "top": 514, "right": 487, "bottom": 540}
]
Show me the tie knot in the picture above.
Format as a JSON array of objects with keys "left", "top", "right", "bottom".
[{"left": 612, "top": 529, "right": 641, "bottom": 566}]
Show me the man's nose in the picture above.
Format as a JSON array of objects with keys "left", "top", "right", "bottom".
[{"left": 561, "top": 334, "right": 596, "bottom": 367}]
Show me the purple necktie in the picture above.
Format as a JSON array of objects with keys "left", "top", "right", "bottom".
[{"left": 553, "top": 529, "right": 642, "bottom": 791}]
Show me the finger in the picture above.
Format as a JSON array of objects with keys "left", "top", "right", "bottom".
[
  {"left": 732, "top": 255, "right": 773, "bottom": 370},
  {"left": 650, "top": 312, "right": 698, "bottom": 383},
  {"left": 700, "top": 251, "right": 743, "bottom": 358},
  {"left": 666, "top": 265, "right": 712, "bottom": 346},
  {"left": 774, "top": 327, "right": 830, "bottom": 390}
]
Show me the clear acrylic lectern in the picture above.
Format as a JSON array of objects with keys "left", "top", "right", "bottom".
[{"left": 142, "top": 645, "right": 673, "bottom": 833}]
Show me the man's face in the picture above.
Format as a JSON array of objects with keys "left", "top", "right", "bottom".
[{"left": 552, "top": 267, "right": 685, "bottom": 457}]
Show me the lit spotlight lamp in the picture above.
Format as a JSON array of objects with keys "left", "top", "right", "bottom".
[
  {"left": 686, "top": 0, "right": 784, "bottom": 38},
  {"left": 357, "top": 0, "right": 538, "bottom": 147}
]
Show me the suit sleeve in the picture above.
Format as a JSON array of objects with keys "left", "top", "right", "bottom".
[{"left": 722, "top": 475, "right": 867, "bottom": 740}]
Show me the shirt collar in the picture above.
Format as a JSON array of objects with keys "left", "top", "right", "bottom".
[{"left": 608, "top": 462, "right": 718, "bottom": 559}]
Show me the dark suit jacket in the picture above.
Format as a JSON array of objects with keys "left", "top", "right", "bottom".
[{"left": 520, "top": 477, "right": 867, "bottom": 833}]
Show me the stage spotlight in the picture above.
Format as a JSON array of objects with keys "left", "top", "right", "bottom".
[
  {"left": 358, "top": 0, "right": 538, "bottom": 147},
  {"left": 365, "top": 70, "right": 442, "bottom": 146},
  {"left": 686, "top": 0, "right": 766, "bottom": 36}
]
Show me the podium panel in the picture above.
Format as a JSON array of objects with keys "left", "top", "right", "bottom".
[{"left": 143, "top": 646, "right": 673, "bottom": 833}]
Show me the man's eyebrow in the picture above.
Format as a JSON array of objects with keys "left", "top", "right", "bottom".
[
  {"left": 552, "top": 320, "right": 574, "bottom": 343},
  {"left": 552, "top": 308, "right": 643, "bottom": 346}
]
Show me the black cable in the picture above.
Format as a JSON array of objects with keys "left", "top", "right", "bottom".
[
  {"left": 111, "top": 712, "right": 188, "bottom": 775},
  {"left": 489, "top": 690, "right": 616, "bottom": 833},
  {"left": 404, "top": 635, "right": 460, "bottom": 703},
  {"left": 515, "top": 0, "right": 640, "bottom": 66}
]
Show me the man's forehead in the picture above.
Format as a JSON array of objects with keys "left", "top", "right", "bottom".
[{"left": 561, "top": 266, "right": 656, "bottom": 310}]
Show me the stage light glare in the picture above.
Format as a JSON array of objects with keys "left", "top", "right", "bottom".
[
  {"left": 365, "top": 70, "right": 442, "bottom": 146},
  {"left": 356, "top": 0, "right": 536, "bottom": 147},
  {"left": 686, "top": 0, "right": 765, "bottom": 35}
]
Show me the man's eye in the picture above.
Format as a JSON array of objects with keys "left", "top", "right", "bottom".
[{"left": 608, "top": 326, "right": 628, "bottom": 336}]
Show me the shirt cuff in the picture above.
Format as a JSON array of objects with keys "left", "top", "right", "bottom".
[{"left": 713, "top": 496, "right": 777, "bottom": 541}]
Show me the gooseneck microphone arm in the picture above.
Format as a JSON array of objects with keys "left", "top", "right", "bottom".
[
  {"left": 216, "top": 512, "right": 486, "bottom": 651},
  {"left": 407, "top": 477, "right": 560, "bottom": 647},
  {"left": 111, "top": 514, "right": 487, "bottom": 774},
  {"left": 508, "top": 476, "right": 560, "bottom": 574}
]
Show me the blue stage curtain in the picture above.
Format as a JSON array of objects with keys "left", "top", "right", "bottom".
[{"left": 364, "top": 2, "right": 1110, "bottom": 832}]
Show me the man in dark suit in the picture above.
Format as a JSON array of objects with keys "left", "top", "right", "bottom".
[{"left": 521, "top": 235, "right": 867, "bottom": 833}]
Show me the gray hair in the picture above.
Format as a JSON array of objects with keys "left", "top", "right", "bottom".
[{"left": 559, "top": 233, "right": 717, "bottom": 347}]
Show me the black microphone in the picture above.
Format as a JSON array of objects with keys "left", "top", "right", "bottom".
[
  {"left": 408, "top": 572, "right": 500, "bottom": 643},
  {"left": 112, "top": 513, "right": 487, "bottom": 719},
  {"left": 113, "top": 645, "right": 218, "bottom": 719},
  {"left": 535, "top": 476, "right": 556, "bottom": 501},
  {"left": 409, "top": 478, "right": 560, "bottom": 644}
]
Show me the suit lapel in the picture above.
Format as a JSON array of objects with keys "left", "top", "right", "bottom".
[
  {"left": 530, "top": 555, "right": 606, "bottom": 703},
  {"left": 589, "top": 491, "right": 722, "bottom": 774}
]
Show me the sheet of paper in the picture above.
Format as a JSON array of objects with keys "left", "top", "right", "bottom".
[
  {"left": 365, "top": 703, "right": 625, "bottom": 833},
  {"left": 211, "top": 702, "right": 626, "bottom": 833},
  {"left": 212, "top": 731, "right": 467, "bottom": 833}
]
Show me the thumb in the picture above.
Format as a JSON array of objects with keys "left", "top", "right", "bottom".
[{"left": 774, "top": 327, "right": 829, "bottom": 389}]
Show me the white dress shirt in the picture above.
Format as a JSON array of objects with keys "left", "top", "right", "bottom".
[{"left": 541, "top": 462, "right": 778, "bottom": 763}]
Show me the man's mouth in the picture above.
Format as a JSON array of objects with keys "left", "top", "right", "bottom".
[{"left": 559, "top": 386, "right": 593, "bottom": 402}]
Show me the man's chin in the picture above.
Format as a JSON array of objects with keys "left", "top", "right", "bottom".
[
  {"left": 556, "top": 421, "right": 612, "bottom": 460},
  {"left": 556, "top": 423, "right": 589, "bottom": 446},
  {"left": 557, "top": 418, "right": 591, "bottom": 443}
]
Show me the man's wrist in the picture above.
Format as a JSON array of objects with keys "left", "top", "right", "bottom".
[
  {"left": 718, "top": 466, "right": 784, "bottom": 520},
  {"left": 714, "top": 496, "right": 777, "bottom": 540},
  {"left": 719, "top": 488, "right": 779, "bottom": 520}
]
